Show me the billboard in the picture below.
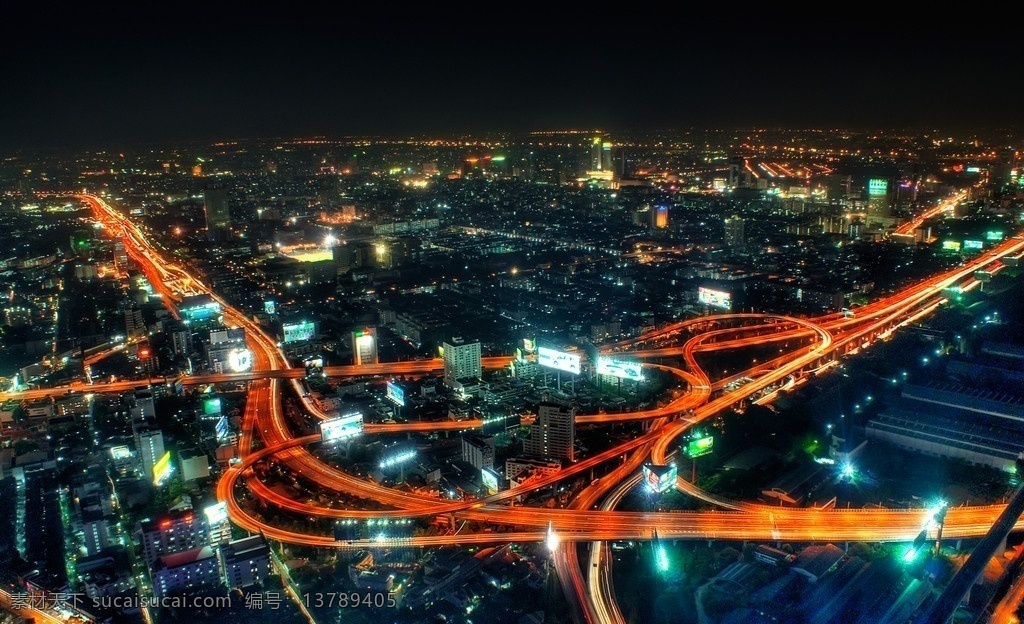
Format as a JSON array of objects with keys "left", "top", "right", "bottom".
[
  {"left": 283, "top": 321, "right": 316, "bottom": 343},
  {"left": 522, "top": 338, "right": 536, "bottom": 353},
  {"left": 482, "top": 467, "right": 500, "bottom": 494},
  {"left": 386, "top": 381, "right": 405, "bottom": 407},
  {"left": 228, "top": 348, "right": 252, "bottom": 372},
  {"left": 203, "top": 502, "right": 228, "bottom": 526},
  {"left": 109, "top": 445, "right": 132, "bottom": 461},
  {"left": 538, "top": 347, "right": 581, "bottom": 375},
  {"left": 597, "top": 358, "right": 644, "bottom": 381},
  {"left": 264, "top": 300, "right": 276, "bottom": 315},
  {"left": 320, "top": 413, "right": 363, "bottom": 442},
  {"left": 686, "top": 435, "right": 714, "bottom": 458},
  {"left": 215, "top": 416, "right": 229, "bottom": 441},
  {"left": 868, "top": 179, "right": 888, "bottom": 196},
  {"left": 698, "top": 287, "right": 732, "bottom": 310},
  {"left": 643, "top": 463, "right": 678, "bottom": 494},
  {"left": 963, "top": 239, "right": 984, "bottom": 250},
  {"left": 941, "top": 240, "right": 962, "bottom": 252},
  {"left": 153, "top": 451, "right": 174, "bottom": 485}
]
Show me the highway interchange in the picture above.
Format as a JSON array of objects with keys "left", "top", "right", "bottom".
[{"left": 13, "top": 193, "right": 1024, "bottom": 623}]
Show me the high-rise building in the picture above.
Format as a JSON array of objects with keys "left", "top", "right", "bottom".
[
  {"left": 650, "top": 205, "right": 669, "bottom": 230},
  {"left": 523, "top": 402, "right": 575, "bottom": 462},
  {"left": 151, "top": 546, "right": 221, "bottom": 598},
  {"left": 724, "top": 216, "right": 745, "bottom": 249},
  {"left": 81, "top": 510, "right": 110, "bottom": 556},
  {"left": 138, "top": 508, "right": 210, "bottom": 565},
  {"left": 461, "top": 434, "right": 495, "bottom": 470},
  {"left": 125, "top": 307, "right": 145, "bottom": 339},
  {"left": 443, "top": 338, "right": 482, "bottom": 385},
  {"left": 204, "top": 186, "right": 231, "bottom": 241},
  {"left": 352, "top": 327, "right": 378, "bottom": 365},
  {"left": 219, "top": 536, "right": 272, "bottom": 590},
  {"left": 179, "top": 448, "right": 210, "bottom": 481},
  {"left": 113, "top": 241, "right": 129, "bottom": 274},
  {"left": 135, "top": 428, "right": 164, "bottom": 478},
  {"left": 866, "top": 178, "right": 892, "bottom": 224}
]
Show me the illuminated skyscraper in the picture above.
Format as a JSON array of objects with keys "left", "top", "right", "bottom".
[
  {"left": 524, "top": 402, "right": 575, "bottom": 462},
  {"left": 866, "top": 178, "right": 891, "bottom": 224},
  {"left": 724, "top": 216, "right": 745, "bottom": 249},
  {"left": 443, "top": 338, "right": 482, "bottom": 385},
  {"left": 204, "top": 186, "right": 230, "bottom": 240}
]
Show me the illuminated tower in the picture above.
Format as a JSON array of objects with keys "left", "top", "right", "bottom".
[
  {"left": 352, "top": 327, "right": 378, "bottom": 365},
  {"left": 204, "top": 186, "right": 231, "bottom": 241},
  {"left": 443, "top": 338, "right": 482, "bottom": 385},
  {"left": 524, "top": 402, "right": 575, "bottom": 462},
  {"left": 866, "top": 178, "right": 891, "bottom": 224},
  {"left": 724, "top": 216, "right": 745, "bottom": 249},
  {"left": 590, "top": 136, "right": 603, "bottom": 171}
]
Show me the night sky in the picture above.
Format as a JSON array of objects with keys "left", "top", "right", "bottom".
[{"left": 1, "top": 8, "right": 1021, "bottom": 149}]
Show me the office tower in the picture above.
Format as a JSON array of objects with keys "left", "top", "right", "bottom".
[
  {"left": 220, "top": 536, "right": 272, "bottom": 590},
  {"left": 113, "top": 241, "right": 129, "bottom": 274},
  {"left": 81, "top": 511, "right": 110, "bottom": 556},
  {"left": 724, "top": 216, "right": 745, "bottom": 249},
  {"left": 171, "top": 324, "right": 193, "bottom": 356},
  {"left": 590, "top": 137, "right": 603, "bottom": 171},
  {"left": 523, "top": 402, "right": 575, "bottom": 462},
  {"left": 461, "top": 434, "right": 495, "bottom": 470},
  {"left": 651, "top": 205, "right": 669, "bottom": 230},
  {"left": 125, "top": 306, "right": 145, "bottom": 339},
  {"left": 151, "top": 546, "right": 221, "bottom": 598},
  {"left": 443, "top": 338, "right": 482, "bottom": 385},
  {"left": 352, "top": 327, "right": 379, "bottom": 365},
  {"left": 138, "top": 508, "right": 211, "bottom": 565},
  {"left": 204, "top": 186, "right": 230, "bottom": 241},
  {"left": 866, "top": 178, "right": 891, "bottom": 222},
  {"left": 728, "top": 156, "right": 744, "bottom": 188},
  {"left": 136, "top": 428, "right": 164, "bottom": 478}
]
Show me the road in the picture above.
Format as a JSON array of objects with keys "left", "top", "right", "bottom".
[{"left": 74, "top": 192, "right": 1024, "bottom": 624}]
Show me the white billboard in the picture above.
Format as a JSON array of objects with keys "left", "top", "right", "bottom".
[
  {"left": 320, "top": 413, "right": 363, "bottom": 442},
  {"left": 698, "top": 287, "right": 732, "bottom": 310},
  {"left": 538, "top": 347, "right": 581, "bottom": 375},
  {"left": 228, "top": 348, "right": 252, "bottom": 372},
  {"left": 597, "top": 358, "right": 644, "bottom": 381}
]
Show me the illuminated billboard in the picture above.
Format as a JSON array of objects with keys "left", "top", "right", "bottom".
[
  {"left": 986, "top": 231, "right": 1004, "bottom": 242},
  {"left": 522, "top": 338, "right": 536, "bottom": 353},
  {"left": 228, "top": 348, "right": 252, "bottom": 372},
  {"left": 963, "top": 240, "right": 984, "bottom": 250},
  {"left": 868, "top": 179, "right": 888, "bottom": 196},
  {"left": 203, "top": 501, "right": 228, "bottom": 526},
  {"left": 153, "top": 451, "right": 174, "bottom": 485},
  {"left": 538, "top": 347, "right": 581, "bottom": 375},
  {"left": 320, "top": 413, "right": 363, "bottom": 442},
  {"left": 642, "top": 463, "right": 678, "bottom": 494},
  {"left": 686, "top": 435, "right": 714, "bottom": 458},
  {"left": 698, "top": 287, "right": 732, "bottom": 310},
  {"left": 180, "top": 295, "right": 221, "bottom": 322},
  {"left": 386, "top": 381, "right": 405, "bottom": 407},
  {"left": 264, "top": 300, "right": 276, "bottom": 315},
  {"left": 481, "top": 468, "right": 500, "bottom": 494},
  {"left": 941, "top": 240, "right": 962, "bottom": 252},
  {"left": 283, "top": 321, "right": 316, "bottom": 343},
  {"left": 203, "top": 398, "right": 222, "bottom": 416},
  {"left": 597, "top": 358, "right": 644, "bottom": 381},
  {"left": 109, "top": 445, "right": 132, "bottom": 461},
  {"left": 215, "top": 416, "right": 229, "bottom": 441}
]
